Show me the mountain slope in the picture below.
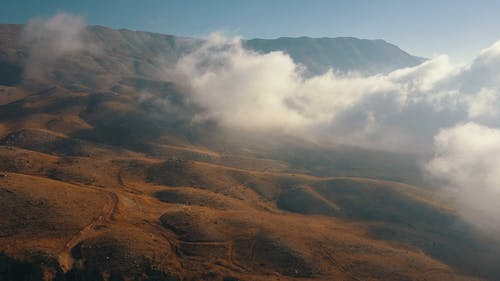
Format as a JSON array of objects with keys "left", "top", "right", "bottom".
[
  {"left": 0, "top": 23, "right": 497, "bottom": 281},
  {"left": 245, "top": 36, "right": 426, "bottom": 75},
  {"left": 0, "top": 24, "right": 424, "bottom": 85}
]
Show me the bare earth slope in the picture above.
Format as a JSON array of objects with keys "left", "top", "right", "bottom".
[{"left": 0, "top": 24, "right": 499, "bottom": 281}]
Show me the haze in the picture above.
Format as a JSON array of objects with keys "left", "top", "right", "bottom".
[{"left": 1, "top": 3, "right": 500, "bottom": 281}]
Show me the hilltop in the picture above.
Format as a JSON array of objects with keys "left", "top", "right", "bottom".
[{"left": 0, "top": 24, "right": 498, "bottom": 281}]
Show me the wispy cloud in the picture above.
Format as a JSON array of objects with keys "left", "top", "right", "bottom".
[{"left": 21, "top": 13, "right": 89, "bottom": 79}]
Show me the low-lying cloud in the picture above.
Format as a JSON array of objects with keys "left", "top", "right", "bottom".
[
  {"left": 166, "top": 34, "right": 500, "bottom": 229},
  {"left": 166, "top": 34, "right": 500, "bottom": 152},
  {"left": 21, "top": 12, "right": 89, "bottom": 79},
  {"left": 15, "top": 13, "right": 500, "bottom": 230},
  {"left": 425, "top": 122, "right": 500, "bottom": 229}
]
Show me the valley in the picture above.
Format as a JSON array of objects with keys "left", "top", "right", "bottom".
[{"left": 0, "top": 23, "right": 499, "bottom": 281}]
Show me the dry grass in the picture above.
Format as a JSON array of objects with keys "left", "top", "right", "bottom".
[{"left": 0, "top": 24, "right": 493, "bottom": 279}]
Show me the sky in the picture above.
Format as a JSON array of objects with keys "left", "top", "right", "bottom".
[{"left": 2, "top": 0, "right": 500, "bottom": 63}]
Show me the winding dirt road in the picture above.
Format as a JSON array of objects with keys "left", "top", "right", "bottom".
[{"left": 58, "top": 189, "right": 118, "bottom": 271}]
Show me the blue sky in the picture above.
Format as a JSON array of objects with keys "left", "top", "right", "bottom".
[{"left": 2, "top": 0, "right": 500, "bottom": 62}]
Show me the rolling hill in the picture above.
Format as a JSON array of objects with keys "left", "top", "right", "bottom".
[{"left": 0, "top": 23, "right": 497, "bottom": 281}]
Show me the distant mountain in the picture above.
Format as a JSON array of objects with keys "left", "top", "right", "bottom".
[
  {"left": 1, "top": 24, "right": 499, "bottom": 281},
  {"left": 82, "top": 27, "right": 427, "bottom": 77},
  {"left": 245, "top": 36, "right": 426, "bottom": 75},
  {"left": 0, "top": 25, "right": 425, "bottom": 87},
  {"left": 0, "top": 24, "right": 196, "bottom": 87}
]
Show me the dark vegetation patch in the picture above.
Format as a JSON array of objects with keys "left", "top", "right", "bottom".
[
  {"left": 154, "top": 189, "right": 230, "bottom": 209},
  {"left": 1, "top": 129, "right": 87, "bottom": 157},
  {"left": 0, "top": 252, "right": 44, "bottom": 281},
  {"left": 0, "top": 188, "right": 66, "bottom": 238},
  {"left": 0, "top": 252, "right": 178, "bottom": 281},
  {"left": 69, "top": 235, "right": 180, "bottom": 281},
  {"left": 70, "top": 236, "right": 130, "bottom": 273}
]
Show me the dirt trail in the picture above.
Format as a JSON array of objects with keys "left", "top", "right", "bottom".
[
  {"left": 118, "top": 193, "right": 144, "bottom": 217},
  {"left": 58, "top": 190, "right": 118, "bottom": 272},
  {"left": 117, "top": 169, "right": 142, "bottom": 194},
  {"left": 227, "top": 239, "right": 248, "bottom": 272}
]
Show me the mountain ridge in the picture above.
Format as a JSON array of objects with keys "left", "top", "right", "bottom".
[
  {"left": 1, "top": 23, "right": 498, "bottom": 281},
  {"left": 0, "top": 24, "right": 425, "bottom": 77},
  {"left": 245, "top": 36, "right": 426, "bottom": 75}
]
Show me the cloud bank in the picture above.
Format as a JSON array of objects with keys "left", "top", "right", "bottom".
[
  {"left": 21, "top": 13, "right": 89, "bottom": 79},
  {"left": 166, "top": 34, "right": 500, "bottom": 228},
  {"left": 425, "top": 123, "right": 500, "bottom": 228},
  {"left": 16, "top": 14, "right": 500, "bottom": 228},
  {"left": 166, "top": 34, "right": 500, "bottom": 152}
]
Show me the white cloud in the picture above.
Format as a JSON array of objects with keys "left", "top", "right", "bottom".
[
  {"left": 164, "top": 34, "right": 500, "bottom": 152},
  {"left": 388, "top": 55, "right": 456, "bottom": 93},
  {"left": 21, "top": 13, "right": 89, "bottom": 79},
  {"left": 165, "top": 36, "right": 500, "bottom": 229},
  {"left": 13, "top": 15, "right": 500, "bottom": 229},
  {"left": 426, "top": 122, "right": 500, "bottom": 191},
  {"left": 467, "top": 88, "right": 500, "bottom": 120},
  {"left": 165, "top": 34, "right": 307, "bottom": 131},
  {"left": 166, "top": 36, "right": 500, "bottom": 228},
  {"left": 425, "top": 122, "right": 500, "bottom": 227},
  {"left": 166, "top": 34, "right": 405, "bottom": 144}
]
